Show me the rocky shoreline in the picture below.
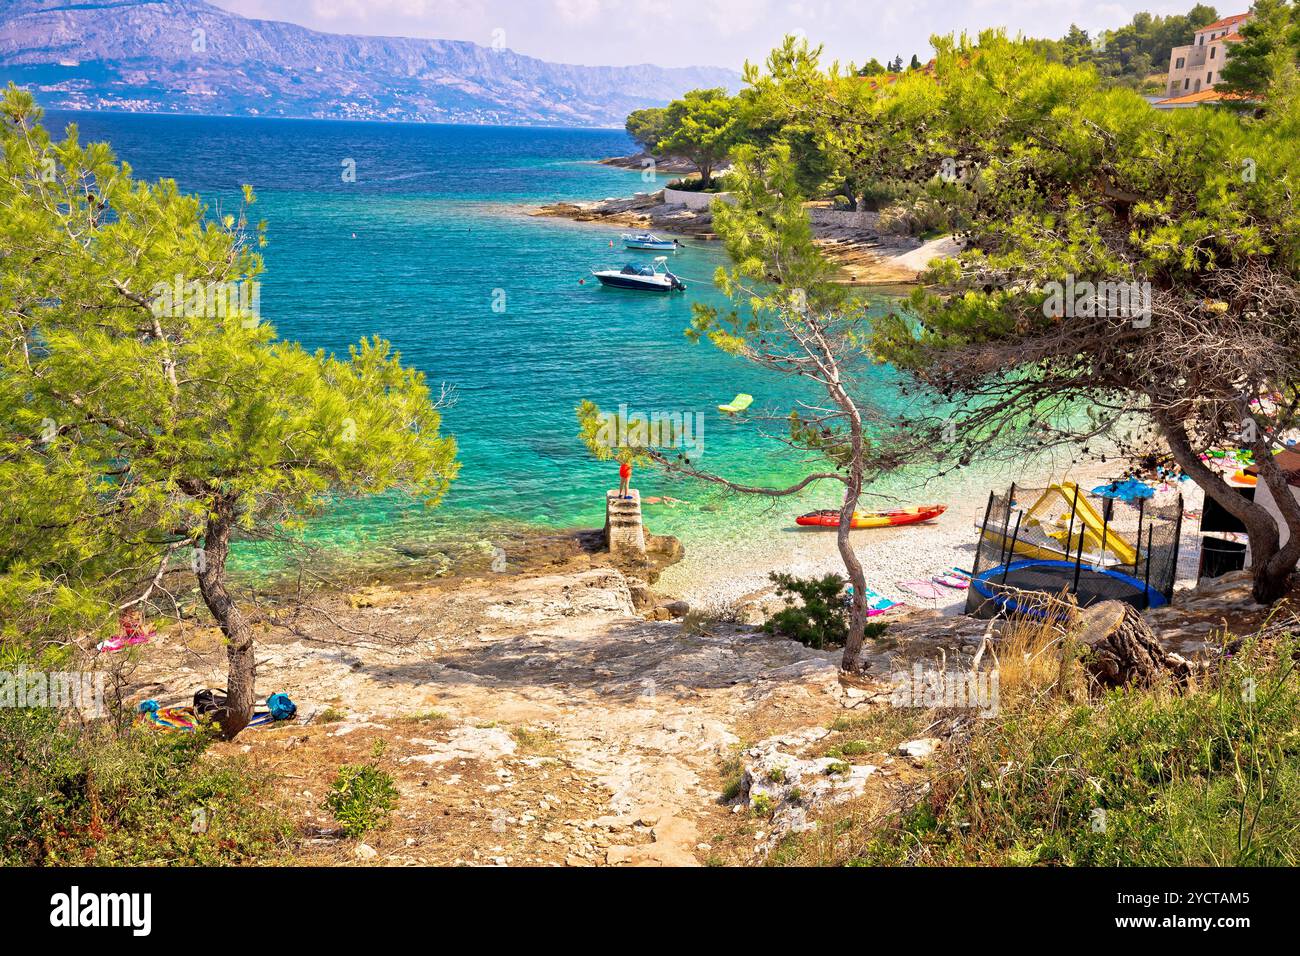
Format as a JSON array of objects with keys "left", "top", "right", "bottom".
[
  {"left": 221, "top": 521, "right": 693, "bottom": 629},
  {"left": 531, "top": 157, "right": 960, "bottom": 286},
  {"left": 596, "top": 152, "right": 700, "bottom": 174}
]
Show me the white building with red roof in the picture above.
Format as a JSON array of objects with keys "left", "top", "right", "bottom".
[{"left": 1160, "top": 12, "right": 1252, "bottom": 102}]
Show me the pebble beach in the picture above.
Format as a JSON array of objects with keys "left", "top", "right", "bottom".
[{"left": 655, "top": 452, "right": 1208, "bottom": 616}]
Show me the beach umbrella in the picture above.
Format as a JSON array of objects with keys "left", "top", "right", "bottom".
[{"left": 1091, "top": 477, "right": 1154, "bottom": 503}]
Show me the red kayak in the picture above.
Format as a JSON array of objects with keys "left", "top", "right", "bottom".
[{"left": 795, "top": 504, "right": 947, "bottom": 529}]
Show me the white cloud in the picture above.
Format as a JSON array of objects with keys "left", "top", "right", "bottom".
[{"left": 553, "top": 0, "right": 605, "bottom": 23}]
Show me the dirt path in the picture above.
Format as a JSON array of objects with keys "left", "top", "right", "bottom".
[{"left": 128, "top": 568, "right": 858, "bottom": 866}]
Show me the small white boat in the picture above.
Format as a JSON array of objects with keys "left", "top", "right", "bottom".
[
  {"left": 622, "top": 232, "right": 681, "bottom": 251},
  {"left": 592, "top": 256, "right": 686, "bottom": 292}
]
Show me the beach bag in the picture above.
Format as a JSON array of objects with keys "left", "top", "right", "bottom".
[
  {"left": 266, "top": 693, "right": 297, "bottom": 721},
  {"left": 193, "top": 687, "right": 228, "bottom": 716}
]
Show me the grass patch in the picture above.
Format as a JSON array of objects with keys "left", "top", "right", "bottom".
[
  {"left": 718, "top": 744, "right": 748, "bottom": 801},
  {"left": 681, "top": 603, "right": 742, "bottom": 636},
  {"left": 826, "top": 739, "right": 872, "bottom": 758},
  {"left": 825, "top": 707, "right": 931, "bottom": 755},
  {"left": 780, "top": 634, "right": 1300, "bottom": 866},
  {"left": 510, "top": 725, "right": 562, "bottom": 754},
  {"left": 317, "top": 706, "right": 346, "bottom": 724},
  {"left": 509, "top": 728, "right": 561, "bottom": 759}
]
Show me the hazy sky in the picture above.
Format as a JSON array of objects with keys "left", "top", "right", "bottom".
[{"left": 211, "top": 0, "right": 1213, "bottom": 69}]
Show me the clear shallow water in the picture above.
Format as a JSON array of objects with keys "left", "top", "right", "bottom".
[{"left": 48, "top": 111, "right": 921, "bottom": 576}]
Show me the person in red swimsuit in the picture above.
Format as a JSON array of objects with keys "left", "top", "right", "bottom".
[{"left": 618, "top": 459, "right": 631, "bottom": 499}]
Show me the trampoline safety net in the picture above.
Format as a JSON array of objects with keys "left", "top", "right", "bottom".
[{"left": 965, "top": 483, "right": 1183, "bottom": 619}]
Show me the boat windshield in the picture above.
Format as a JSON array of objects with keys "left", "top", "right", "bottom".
[{"left": 621, "top": 264, "right": 656, "bottom": 276}]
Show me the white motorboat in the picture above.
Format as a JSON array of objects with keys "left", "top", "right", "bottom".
[
  {"left": 622, "top": 232, "right": 681, "bottom": 251},
  {"left": 591, "top": 256, "right": 686, "bottom": 292}
]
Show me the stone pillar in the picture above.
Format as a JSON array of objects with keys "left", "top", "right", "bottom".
[{"left": 604, "top": 488, "right": 646, "bottom": 557}]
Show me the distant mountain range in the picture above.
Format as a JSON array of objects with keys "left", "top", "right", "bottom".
[{"left": 0, "top": 0, "right": 740, "bottom": 127}]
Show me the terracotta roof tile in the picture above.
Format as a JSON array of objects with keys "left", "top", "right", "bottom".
[
  {"left": 1199, "top": 13, "right": 1251, "bottom": 33},
  {"left": 1155, "top": 88, "right": 1253, "bottom": 106}
]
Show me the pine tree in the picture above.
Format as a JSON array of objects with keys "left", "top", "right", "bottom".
[{"left": 0, "top": 86, "right": 459, "bottom": 735}]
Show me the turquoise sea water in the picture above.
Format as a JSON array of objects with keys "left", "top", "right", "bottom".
[{"left": 48, "top": 111, "right": 919, "bottom": 576}]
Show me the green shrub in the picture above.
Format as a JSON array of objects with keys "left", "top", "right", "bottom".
[
  {"left": 682, "top": 603, "right": 742, "bottom": 636},
  {"left": 665, "top": 172, "right": 738, "bottom": 193},
  {"left": 323, "top": 742, "right": 399, "bottom": 838},
  {"left": 762, "top": 573, "right": 889, "bottom": 650},
  {"left": 857, "top": 179, "right": 907, "bottom": 211},
  {"left": 0, "top": 707, "right": 290, "bottom": 865},
  {"left": 828, "top": 740, "right": 872, "bottom": 758},
  {"left": 719, "top": 745, "right": 746, "bottom": 801},
  {"left": 763, "top": 572, "right": 848, "bottom": 649},
  {"left": 878, "top": 180, "right": 971, "bottom": 237}
]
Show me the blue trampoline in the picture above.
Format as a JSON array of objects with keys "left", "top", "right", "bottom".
[{"left": 972, "top": 558, "right": 1169, "bottom": 617}]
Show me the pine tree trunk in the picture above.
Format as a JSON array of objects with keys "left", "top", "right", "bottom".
[
  {"left": 1156, "top": 413, "right": 1300, "bottom": 604},
  {"left": 194, "top": 499, "right": 256, "bottom": 739},
  {"left": 1251, "top": 557, "right": 1293, "bottom": 603},
  {"left": 837, "top": 400, "right": 870, "bottom": 672},
  {"left": 1248, "top": 437, "right": 1300, "bottom": 602},
  {"left": 837, "top": 477, "right": 868, "bottom": 672}
]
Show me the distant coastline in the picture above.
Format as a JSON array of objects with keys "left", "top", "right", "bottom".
[{"left": 38, "top": 104, "right": 630, "bottom": 135}]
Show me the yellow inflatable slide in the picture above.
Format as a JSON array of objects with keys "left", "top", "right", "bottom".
[{"left": 979, "top": 482, "right": 1138, "bottom": 567}]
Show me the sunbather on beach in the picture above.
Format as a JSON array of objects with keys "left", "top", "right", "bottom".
[{"left": 97, "top": 609, "right": 154, "bottom": 653}]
